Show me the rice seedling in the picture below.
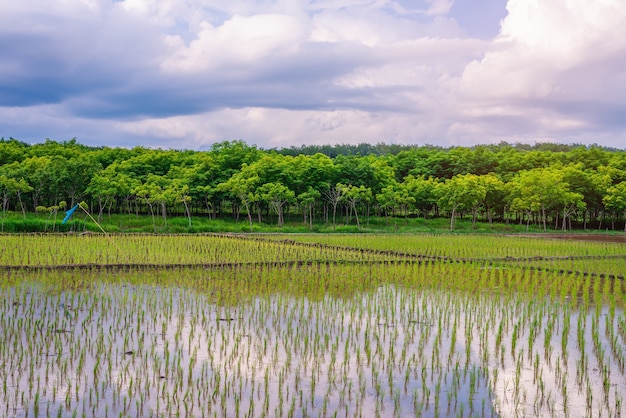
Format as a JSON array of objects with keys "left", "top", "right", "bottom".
[{"left": 0, "top": 234, "right": 624, "bottom": 417}]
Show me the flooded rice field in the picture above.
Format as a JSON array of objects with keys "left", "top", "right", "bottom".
[
  {"left": 1, "top": 234, "right": 625, "bottom": 417},
  {"left": 2, "top": 265, "right": 625, "bottom": 417}
]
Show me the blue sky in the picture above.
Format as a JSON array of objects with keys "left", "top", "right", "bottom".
[{"left": 1, "top": 0, "right": 625, "bottom": 150}]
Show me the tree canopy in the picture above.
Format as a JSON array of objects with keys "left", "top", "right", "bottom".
[{"left": 1, "top": 137, "right": 625, "bottom": 231}]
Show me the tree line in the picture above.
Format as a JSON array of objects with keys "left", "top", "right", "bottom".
[{"left": 1, "top": 137, "right": 626, "bottom": 231}]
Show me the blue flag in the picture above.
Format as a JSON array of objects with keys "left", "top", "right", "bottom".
[{"left": 62, "top": 204, "right": 80, "bottom": 224}]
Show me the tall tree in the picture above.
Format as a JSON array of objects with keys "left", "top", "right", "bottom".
[
  {"left": 337, "top": 183, "right": 372, "bottom": 230},
  {"left": 324, "top": 185, "right": 343, "bottom": 229},
  {"left": 507, "top": 168, "right": 583, "bottom": 231},
  {"left": 479, "top": 174, "right": 506, "bottom": 224},
  {"left": 603, "top": 182, "right": 626, "bottom": 231},
  {"left": 171, "top": 181, "right": 193, "bottom": 228},
  {"left": 298, "top": 187, "right": 321, "bottom": 230},
  {"left": 133, "top": 175, "right": 173, "bottom": 232},
  {"left": 259, "top": 182, "right": 295, "bottom": 227},
  {"left": 20, "top": 156, "right": 53, "bottom": 209},
  {"left": 435, "top": 174, "right": 486, "bottom": 230},
  {"left": 216, "top": 166, "right": 260, "bottom": 230},
  {"left": 85, "top": 173, "right": 118, "bottom": 222},
  {"left": 403, "top": 175, "right": 438, "bottom": 219}
]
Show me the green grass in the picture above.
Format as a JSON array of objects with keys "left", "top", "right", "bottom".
[{"left": 0, "top": 210, "right": 593, "bottom": 234}]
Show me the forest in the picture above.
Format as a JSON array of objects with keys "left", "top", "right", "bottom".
[{"left": 1, "top": 137, "right": 626, "bottom": 232}]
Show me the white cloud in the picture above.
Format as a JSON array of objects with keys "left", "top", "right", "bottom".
[
  {"left": 1, "top": 0, "right": 626, "bottom": 150},
  {"left": 454, "top": 0, "right": 626, "bottom": 144},
  {"left": 309, "top": 10, "right": 385, "bottom": 46},
  {"left": 162, "top": 14, "right": 308, "bottom": 73},
  {"left": 461, "top": 0, "right": 626, "bottom": 101},
  {"left": 116, "top": 104, "right": 488, "bottom": 150},
  {"left": 335, "top": 37, "right": 485, "bottom": 87}
]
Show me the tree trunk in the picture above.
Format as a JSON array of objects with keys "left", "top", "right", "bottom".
[
  {"left": 450, "top": 206, "right": 457, "bottom": 230},
  {"left": 278, "top": 205, "right": 284, "bottom": 227},
  {"left": 353, "top": 203, "right": 360, "bottom": 230},
  {"left": 554, "top": 210, "right": 559, "bottom": 230},
  {"left": 147, "top": 202, "right": 156, "bottom": 233},
  {"left": 472, "top": 207, "right": 478, "bottom": 229},
  {"left": 184, "top": 200, "right": 192, "bottom": 228},
  {"left": 242, "top": 201, "right": 252, "bottom": 231}
]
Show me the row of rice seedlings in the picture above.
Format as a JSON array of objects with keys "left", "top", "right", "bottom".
[
  {"left": 263, "top": 233, "right": 626, "bottom": 259},
  {"left": 0, "top": 234, "right": 407, "bottom": 267},
  {"left": 1, "top": 258, "right": 625, "bottom": 417},
  {"left": 520, "top": 257, "right": 626, "bottom": 279}
]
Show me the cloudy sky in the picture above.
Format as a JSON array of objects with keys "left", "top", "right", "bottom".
[{"left": 1, "top": 0, "right": 625, "bottom": 150}]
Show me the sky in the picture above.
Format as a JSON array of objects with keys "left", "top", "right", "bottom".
[{"left": 1, "top": 0, "right": 625, "bottom": 150}]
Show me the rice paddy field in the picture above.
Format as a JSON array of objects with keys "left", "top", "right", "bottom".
[{"left": 1, "top": 233, "right": 625, "bottom": 417}]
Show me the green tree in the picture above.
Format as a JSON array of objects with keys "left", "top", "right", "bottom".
[
  {"left": 259, "top": 182, "right": 295, "bottom": 227},
  {"left": 183, "top": 154, "right": 219, "bottom": 218},
  {"left": 376, "top": 181, "right": 415, "bottom": 228},
  {"left": 335, "top": 156, "right": 376, "bottom": 189},
  {"left": 603, "top": 182, "right": 626, "bottom": 231},
  {"left": 114, "top": 171, "right": 140, "bottom": 216},
  {"left": 167, "top": 163, "right": 213, "bottom": 227},
  {"left": 20, "top": 156, "right": 53, "bottom": 209},
  {"left": 507, "top": 168, "right": 584, "bottom": 231},
  {"left": 86, "top": 173, "right": 118, "bottom": 222},
  {"left": 403, "top": 175, "right": 437, "bottom": 219},
  {"left": 408, "top": 149, "right": 457, "bottom": 179},
  {"left": 285, "top": 153, "right": 337, "bottom": 197},
  {"left": 457, "top": 146, "right": 499, "bottom": 175},
  {"left": 479, "top": 174, "right": 506, "bottom": 224},
  {"left": 133, "top": 175, "right": 173, "bottom": 232},
  {"left": 323, "top": 185, "right": 344, "bottom": 229},
  {"left": 169, "top": 179, "right": 193, "bottom": 228},
  {"left": 217, "top": 167, "right": 260, "bottom": 230},
  {"left": 435, "top": 174, "right": 486, "bottom": 230},
  {"left": 116, "top": 148, "right": 181, "bottom": 182},
  {"left": 210, "top": 140, "right": 261, "bottom": 184},
  {"left": 337, "top": 183, "right": 372, "bottom": 230},
  {"left": 560, "top": 164, "right": 597, "bottom": 230},
  {"left": 0, "top": 175, "right": 17, "bottom": 230},
  {"left": 0, "top": 138, "right": 28, "bottom": 166},
  {"left": 60, "top": 154, "right": 102, "bottom": 206},
  {"left": 298, "top": 187, "right": 321, "bottom": 230},
  {"left": 376, "top": 183, "right": 398, "bottom": 223},
  {"left": 133, "top": 182, "right": 159, "bottom": 233},
  {"left": 0, "top": 163, "right": 32, "bottom": 219}
]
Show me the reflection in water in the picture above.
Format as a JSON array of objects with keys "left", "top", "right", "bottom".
[{"left": 1, "top": 266, "right": 625, "bottom": 417}]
